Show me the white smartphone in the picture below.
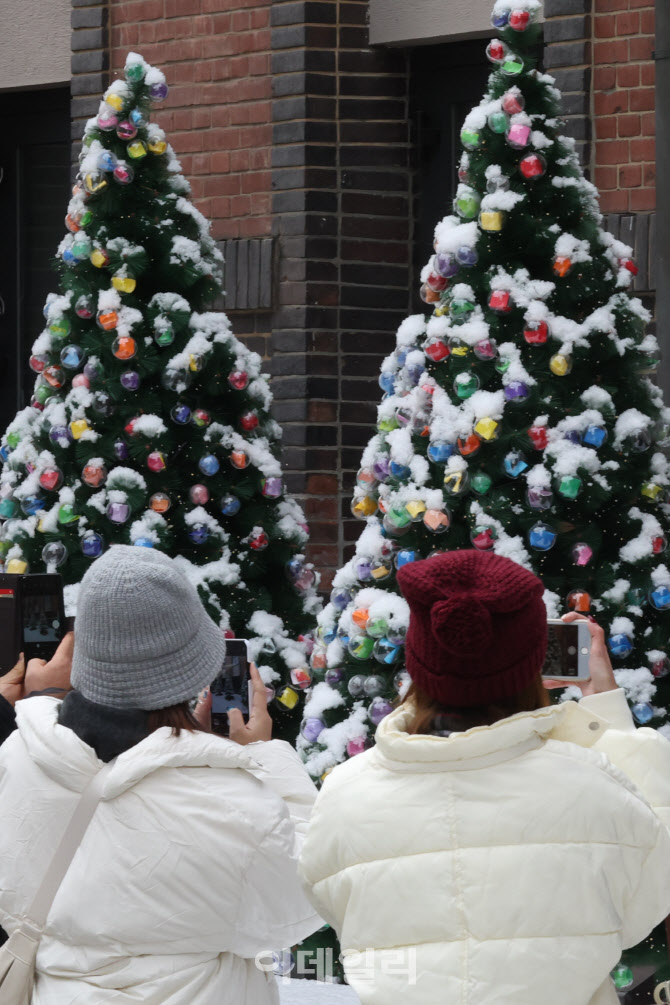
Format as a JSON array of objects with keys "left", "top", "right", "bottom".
[{"left": 541, "top": 620, "right": 592, "bottom": 681}]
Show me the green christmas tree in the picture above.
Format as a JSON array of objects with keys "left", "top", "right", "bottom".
[
  {"left": 0, "top": 54, "right": 320, "bottom": 737},
  {"left": 297, "top": 0, "right": 670, "bottom": 777}
]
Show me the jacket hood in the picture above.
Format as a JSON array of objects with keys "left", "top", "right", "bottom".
[
  {"left": 373, "top": 696, "right": 608, "bottom": 771},
  {"left": 14, "top": 696, "right": 266, "bottom": 798}
]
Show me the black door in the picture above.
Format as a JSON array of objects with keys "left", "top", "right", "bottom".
[
  {"left": 410, "top": 40, "right": 491, "bottom": 303},
  {"left": 0, "top": 87, "right": 70, "bottom": 434}
]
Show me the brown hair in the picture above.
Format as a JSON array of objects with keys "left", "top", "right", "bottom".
[
  {"left": 403, "top": 674, "right": 550, "bottom": 735},
  {"left": 147, "top": 701, "right": 209, "bottom": 737}
]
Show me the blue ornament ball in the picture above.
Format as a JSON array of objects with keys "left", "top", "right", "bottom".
[
  {"left": 60, "top": 344, "right": 86, "bottom": 370},
  {"left": 649, "top": 584, "right": 670, "bottom": 611},
  {"left": 21, "top": 494, "right": 47, "bottom": 516},
  {"left": 189, "top": 523, "right": 209, "bottom": 544},
  {"left": 395, "top": 549, "right": 418, "bottom": 568},
  {"left": 133, "top": 537, "right": 154, "bottom": 548},
  {"left": 81, "top": 530, "right": 104, "bottom": 558},
  {"left": 171, "top": 403, "right": 192, "bottom": 425},
  {"left": 373, "top": 637, "right": 403, "bottom": 666},
  {"left": 220, "top": 493, "right": 241, "bottom": 516},
  {"left": 330, "top": 586, "right": 353, "bottom": 611},
  {"left": 378, "top": 372, "right": 395, "bottom": 395},
  {"left": 456, "top": 245, "right": 479, "bottom": 267},
  {"left": 631, "top": 702, "right": 654, "bottom": 724},
  {"left": 389, "top": 461, "right": 411, "bottom": 480},
  {"left": 528, "top": 521, "right": 557, "bottom": 551},
  {"left": 583, "top": 425, "right": 607, "bottom": 449},
  {"left": 427, "top": 441, "right": 454, "bottom": 464},
  {"left": 608, "top": 633, "right": 633, "bottom": 659},
  {"left": 198, "top": 454, "right": 220, "bottom": 476}
]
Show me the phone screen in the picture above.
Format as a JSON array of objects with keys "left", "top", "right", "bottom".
[
  {"left": 23, "top": 592, "right": 63, "bottom": 645},
  {"left": 21, "top": 576, "right": 65, "bottom": 662},
  {"left": 211, "top": 639, "right": 250, "bottom": 735},
  {"left": 542, "top": 622, "right": 587, "bottom": 679}
]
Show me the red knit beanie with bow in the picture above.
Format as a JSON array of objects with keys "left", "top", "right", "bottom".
[{"left": 396, "top": 550, "right": 547, "bottom": 707}]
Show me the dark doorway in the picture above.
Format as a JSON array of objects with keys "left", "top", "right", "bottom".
[
  {"left": 0, "top": 87, "right": 70, "bottom": 434},
  {"left": 409, "top": 40, "right": 490, "bottom": 306}
]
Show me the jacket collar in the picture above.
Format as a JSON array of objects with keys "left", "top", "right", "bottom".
[
  {"left": 13, "top": 696, "right": 268, "bottom": 798},
  {"left": 372, "top": 698, "right": 607, "bottom": 772}
]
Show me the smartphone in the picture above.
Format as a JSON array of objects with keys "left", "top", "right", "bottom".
[
  {"left": 0, "top": 573, "right": 66, "bottom": 674},
  {"left": 541, "top": 619, "right": 591, "bottom": 681},
  {"left": 210, "top": 639, "right": 252, "bottom": 736},
  {"left": 0, "top": 577, "right": 21, "bottom": 675},
  {"left": 21, "top": 574, "right": 66, "bottom": 664}
]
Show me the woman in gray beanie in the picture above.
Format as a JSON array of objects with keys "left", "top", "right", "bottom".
[{"left": 0, "top": 545, "right": 321, "bottom": 1005}]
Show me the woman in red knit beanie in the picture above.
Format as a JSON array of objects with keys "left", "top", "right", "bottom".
[{"left": 299, "top": 550, "right": 670, "bottom": 1005}]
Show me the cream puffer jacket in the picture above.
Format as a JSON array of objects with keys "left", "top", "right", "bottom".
[
  {"left": 0, "top": 697, "right": 322, "bottom": 1005},
  {"left": 299, "top": 689, "right": 670, "bottom": 1005}
]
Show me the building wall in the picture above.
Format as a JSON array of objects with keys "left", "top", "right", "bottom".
[
  {"left": 0, "top": 0, "right": 70, "bottom": 91},
  {"left": 593, "top": 0, "right": 655, "bottom": 214},
  {"left": 269, "top": 0, "right": 413, "bottom": 586},
  {"left": 109, "top": 0, "right": 273, "bottom": 242}
]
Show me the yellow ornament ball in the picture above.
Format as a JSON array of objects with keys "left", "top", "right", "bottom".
[
  {"left": 351, "top": 496, "right": 377, "bottom": 519},
  {"left": 480, "top": 211, "right": 504, "bottom": 232},
  {"left": 148, "top": 139, "right": 167, "bottom": 155},
  {"left": 127, "top": 141, "right": 147, "bottom": 160},
  {"left": 6, "top": 558, "right": 28, "bottom": 574},
  {"left": 549, "top": 353, "right": 572, "bottom": 377},
  {"left": 105, "top": 93, "right": 124, "bottom": 113},
  {"left": 90, "top": 249, "right": 109, "bottom": 268},
  {"left": 641, "top": 481, "right": 663, "bottom": 501},
  {"left": 84, "top": 172, "right": 107, "bottom": 194},
  {"left": 70, "top": 419, "right": 90, "bottom": 440},
  {"left": 276, "top": 686, "right": 299, "bottom": 710},
  {"left": 474, "top": 417, "right": 499, "bottom": 441},
  {"left": 405, "top": 500, "right": 426, "bottom": 520},
  {"left": 112, "top": 275, "right": 137, "bottom": 294}
]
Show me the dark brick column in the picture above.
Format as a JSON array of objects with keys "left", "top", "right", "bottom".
[
  {"left": 270, "top": 0, "right": 412, "bottom": 588},
  {"left": 544, "top": 0, "right": 592, "bottom": 169},
  {"left": 71, "top": 0, "right": 110, "bottom": 169}
]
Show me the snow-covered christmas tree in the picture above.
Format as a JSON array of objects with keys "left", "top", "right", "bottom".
[
  {"left": 0, "top": 55, "right": 320, "bottom": 737},
  {"left": 298, "top": 0, "right": 670, "bottom": 776}
]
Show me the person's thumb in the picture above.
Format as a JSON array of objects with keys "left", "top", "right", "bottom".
[
  {"left": 192, "top": 688, "right": 212, "bottom": 729},
  {"left": 6, "top": 654, "right": 25, "bottom": 684},
  {"left": 227, "top": 707, "right": 246, "bottom": 743}
]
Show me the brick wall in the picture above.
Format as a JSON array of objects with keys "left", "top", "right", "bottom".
[
  {"left": 593, "top": 0, "right": 655, "bottom": 213},
  {"left": 270, "top": 0, "right": 412, "bottom": 588},
  {"left": 71, "top": 0, "right": 110, "bottom": 172},
  {"left": 109, "top": 0, "right": 273, "bottom": 242}
]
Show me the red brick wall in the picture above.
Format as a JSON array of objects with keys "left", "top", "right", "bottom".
[
  {"left": 110, "top": 0, "right": 273, "bottom": 241},
  {"left": 593, "top": 0, "right": 655, "bottom": 213}
]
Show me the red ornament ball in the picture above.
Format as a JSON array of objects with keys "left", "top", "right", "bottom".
[
  {"left": 489, "top": 290, "right": 511, "bottom": 313},
  {"left": 425, "top": 339, "right": 450, "bottom": 362},
  {"left": 528, "top": 425, "right": 549, "bottom": 450},
  {"left": 249, "top": 530, "right": 269, "bottom": 551},
  {"left": 509, "top": 9, "right": 530, "bottom": 30},
  {"left": 519, "top": 153, "right": 547, "bottom": 180},
  {"left": 523, "top": 320, "right": 549, "bottom": 345},
  {"left": 240, "top": 410, "right": 259, "bottom": 431}
]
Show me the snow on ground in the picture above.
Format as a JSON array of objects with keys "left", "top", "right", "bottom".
[{"left": 278, "top": 978, "right": 360, "bottom": 1002}]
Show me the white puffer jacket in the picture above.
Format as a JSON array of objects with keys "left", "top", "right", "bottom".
[
  {"left": 299, "top": 689, "right": 670, "bottom": 1005},
  {"left": 0, "top": 697, "right": 321, "bottom": 1005}
]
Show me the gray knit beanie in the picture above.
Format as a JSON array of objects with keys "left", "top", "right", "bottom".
[{"left": 71, "top": 545, "right": 227, "bottom": 710}]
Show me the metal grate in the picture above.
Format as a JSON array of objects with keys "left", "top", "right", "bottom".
[{"left": 215, "top": 238, "right": 274, "bottom": 310}]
